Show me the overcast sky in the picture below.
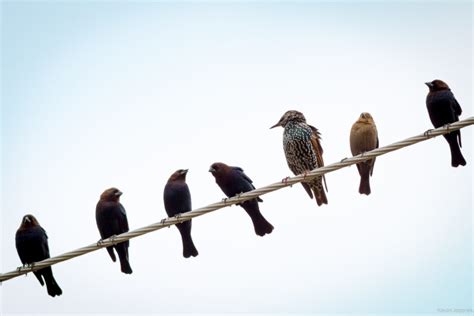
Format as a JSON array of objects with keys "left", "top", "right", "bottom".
[{"left": 1, "top": 1, "right": 472, "bottom": 315}]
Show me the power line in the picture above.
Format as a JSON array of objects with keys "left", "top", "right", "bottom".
[{"left": 1, "top": 117, "right": 473, "bottom": 283}]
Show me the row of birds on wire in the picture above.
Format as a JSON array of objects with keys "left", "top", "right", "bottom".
[{"left": 13, "top": 79, "right": 468, "bottom": 297}]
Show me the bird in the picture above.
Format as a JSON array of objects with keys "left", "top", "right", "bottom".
[
  {"left": 350, "top": 112, "right": 379, "bottom": 195},
  {"left": 96, "top": 187, "right": 132, "bottom": 274},
  {"left": 270, "top": 110, "right": 328, "bottom": 206},
  {"left": 425, "top": 79, "right": 466, "bottom": 167},
  {"left": 163, "top": 169, "right": 199, "bottom": 258},
  {"left": 15, "top": 214, "right": 63, "bottom": 297},
  {"left": 209, "top": 162, "right": 274, "bottom": 236}
]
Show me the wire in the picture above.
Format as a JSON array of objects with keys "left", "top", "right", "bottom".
[{"left": 1, "top": 117, "right": 473, "bottom": 283}]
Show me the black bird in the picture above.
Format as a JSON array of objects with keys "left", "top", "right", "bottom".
[
  {"left": 209, "top": 162, "right": 274, "bottom": 236},
  {"left": 96, "top": 187, "right": 132, "bottom": 274},
  {"left": 425, "top": 79, "right": 466, "bottom": 167},
  {"left": 16, "top": 214, "right": 63, "bottom": 297},
  {"left": 164, "top": 169, "right": 199, "bottom": 258},
  {"left": 271, "top": 110, "right": 328, "bottom": 206}
]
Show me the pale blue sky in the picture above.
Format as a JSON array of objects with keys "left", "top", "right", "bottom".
[{"left": 1, "top": 1, "right": 472, "bottom": 315}]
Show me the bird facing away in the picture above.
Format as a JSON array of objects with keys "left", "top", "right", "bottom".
[
  {"left": 163, "top": 169, "right": 199, "bottom": 258},
  {"left": 425, "top": 79, "right": 466, "bottom": 167},
  {"left": 96, "top": 187, "right": 132, "bottom": 274},
  {"left": 350, "top": 112, "right": 379, "bottom": 195},
  {"left": 15, "top": 214, "right": 63, "bottom": 297},
  {"left": 209, "top": 162, "right": 274, "bottom": 236},
  {"left": 271, "top": 110, "right": 328, "bottom": 206}
]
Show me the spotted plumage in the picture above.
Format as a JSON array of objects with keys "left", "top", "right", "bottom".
[{"left": 271, "top": 110, "right": 328, "bottom": 206}]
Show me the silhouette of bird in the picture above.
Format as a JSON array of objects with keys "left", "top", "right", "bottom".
[
  {"left": 96, "top": 187, "right": 132, "bottom": 274},
  {"left": 15, "top": 214, "right": 63, "bottom": 297},
  {"left": 164, "top": 169, "right": 199, "bottom": 258},
  {"left": 271, "top": 110, "right": 328, "bottom": 206},
  {"left": 209, "top": 162, "right": 274, "bottom": 236},
  {"left": 425, "top": 79, "right": 466, "bottom": 167},
  {"left": 350, "top": 112, "right": 379, "bottom": 195}
]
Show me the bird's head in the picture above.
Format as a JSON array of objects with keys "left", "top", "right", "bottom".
[
  {"left": 425, "top": 79, "right": 450, "bottom": 92},
  {"left": 168, "top": 169, "right": 188, "bottom": 182},
  {"left": 358, "top": 112, "right": 374, "bottom": 123},
  {"left": 100, "top": 187, "right": 123, "bottom": 202},
  {"left": 270, "top": 110, "right": 306, "bottom": 129},
  {"left": 209, "top": 162, "right": 230, "bottom": 178},
  {"left": 20, "top": 214, "right": 40, "bottom": 228}
]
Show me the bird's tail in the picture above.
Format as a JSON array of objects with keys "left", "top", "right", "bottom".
[
  {"left": 311, "top": 177, "right": 328, "bottom": 206},
  {"left": 242, "top": 200, "right": 274, "bottom": 236},
  {"left": 177, "top": 222, "right": 199, "bottom": 258},
  {"left": 447, "top": 132, "right": 466, "bottom": 167},
  {"left": 116, "top": 243, "right": 133, "bottom": 274},
  {"left": 357, "top": 162, "right": 372, "bottom": 195},
  {"left": 42, "top": 267, "right": 63, "bottom": 297}
]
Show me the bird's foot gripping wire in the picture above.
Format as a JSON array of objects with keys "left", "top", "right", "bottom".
[
  {"left": 424, "top": 128, "right": 434, "bottom": 138},
  {"left": 96, "top": 239, "right": 105, "bottom": 247},
  {"left": 109, "top": 235, "right": 118, "bottom": 246},
  {"left": 443, "top": 123, "right": 451, "bottom": 132},
  {"left": 175, "top": 213, "right": 183, "bottom": 223},
  {"left": 222, "top": 197, "right": 228, "bottom": 205},
  {"left": 340, "top": 157, "right": 348, "bottom": 163},
  {"left": 281, "top": 176, "right": 292, "bottom": 187}
]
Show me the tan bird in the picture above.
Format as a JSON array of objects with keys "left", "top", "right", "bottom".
[{"left": 350, "top": 112, "right": 379, "bottom": 195}]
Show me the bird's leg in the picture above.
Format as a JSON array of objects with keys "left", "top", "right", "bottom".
[
  {"left": 443, "top": 123, "right": 451, "bottom": 132},
  {"left": 109, "top": 235, "right": 118, "bottom": 245},
  {"left": 340, "top": 157, "right": 348, "bottom": 163},
  {"left": 423, "top": 128, "right": 434, "bottom": 137},
  {"left": 222, "top": 197, "right": 228, "bottom": 205},
  {"left": 175, "top": 213, "right": 183, "bottom": 223},
  {"left": 281, "top": 176, "right": 290, "bottom": 185},
  {"left": 97, "top": 239, "right": 104, "bottom": 247}
]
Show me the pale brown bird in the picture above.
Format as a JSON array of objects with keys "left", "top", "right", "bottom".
[{"left": 350, "top": 112, "right": 379, "bottom": 195}]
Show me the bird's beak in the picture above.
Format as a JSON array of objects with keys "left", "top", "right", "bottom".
[
  {"left": 208, "top": 167, "right": 216, "bottom": 173},
  {"left": 24, "top": 217, "right": 31, "bottom": 223},
  {"left": 270, "top": 121, "right": 280, "bottom": 129},
  {"left": 425, "top": 82, "right": 433, "bottom": 88},
  {"left": 181, "top": 169, "right": 189, "bottom": 175},
  {"left": 115, "top": 191, "right": 123, "bottom": 197}
]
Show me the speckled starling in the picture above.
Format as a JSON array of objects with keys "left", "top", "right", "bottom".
[
  {"left": 350, "top": 112, "right": 379, "bottom": 195},
  {"left": 209, "top": 162, "right": 274, "bottom": 236},
  {"left": 96, "top": 187, "right": 133, "bottom": 274},
  {"left": 425, "top": 79, "right": 466, "bottom": 167},
  {"left": 164, "top": 169, "right": 199, "bottom": 258},
  {"left": 16, "top": 214, "right": 63, "bottom": 297},
  {"left": 271, "top": 110, "right": 328, "bottom": 206}
]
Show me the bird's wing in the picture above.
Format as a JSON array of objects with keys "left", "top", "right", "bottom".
[
  {"left": 232, "top": 166, "right": 263, "bottom": 202},
  {"left": 118, "top": 204, "right": 130, "bottom": 232},
  {"left": 371, "top": 136, "right": 379, "bottom": 176},
  {"left": 452, "top": 95, "right": 462, "bottom": 118},
  {"left": 40, "top": 227, "right": 51, "bottom": 258},
  {"left": 309, "top": 125, "right": 328, "bottom": 192}
]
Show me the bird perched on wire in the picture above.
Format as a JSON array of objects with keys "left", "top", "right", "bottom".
[
  {"left": 15, "top": 214, "right": 63, "bottom": 297},
  {"left": 271, "top": 110, "right": 328, "bottom": 206},
  {"left": 350, "top": 112, "right": 379, "bottom": 195},
  {"left": 209, "top": 162, "right": 274, "bottom": 236},
  {"left": 425, "top": 79, "right": 466, "bottom": 167},
  {"left": 96, "top": 187, "right": 132, "bottom": 274},
  {"left": 164, "top": 169, "right": 199, "bottom": 258}
]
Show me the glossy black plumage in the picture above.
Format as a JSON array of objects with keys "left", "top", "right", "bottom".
[
  {"left": 164, "top": 169, "right": 198, "bottom": 258},
  {"left": 96, "top": 187, "right": 132, "bottom": 274},
  {"left": 209, "top": 162, "right": 273, "bottom": 236},
  {"left": 425, "top": 79, "right": 466, "bottom": 167},
  {"left": 15, "top": 214, "right": 63, "bottom": 297}
]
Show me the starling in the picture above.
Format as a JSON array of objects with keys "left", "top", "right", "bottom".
[
  {"left": 15, "top": 214, "right": 63, "bottom": 297},
  {"left": 425, "top": 79, "right": 466, "bottom": 167},
  {"left": 271, "top": 110, "right": 328, "bottom": 206},
  {"left": 163, "top": 169, "right": 199, "bottom": 258},
  {"left": 96, "top": 187, "right": 133, "bottom": 274},
  {"left": 209, "top": 162, "right": 274, "bottom": 236},
  {"left": 350, "top": 112, "right": 379, "bottom": 195}
]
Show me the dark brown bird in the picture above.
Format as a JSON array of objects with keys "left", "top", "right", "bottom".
[
  {"left": 350, "top": 112, "right": 379, "bottom": 195},
  {"left": 209, "top": 162, "right": 274, "bottom": 236},
  {"left": 164, "top": 169, "right": 198, "bottom": 258},
  {"left": 271, "top": 110, "right": 328, "bottom": 206},
  {"left": 15, "top": 214, "right": 63, "bottom": 297},
  {"left": 96, "top": 187, "right": 132, "bottom": 274},
  {"left": 425, "top": 79, "right": 466, "bottom": 167}
]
